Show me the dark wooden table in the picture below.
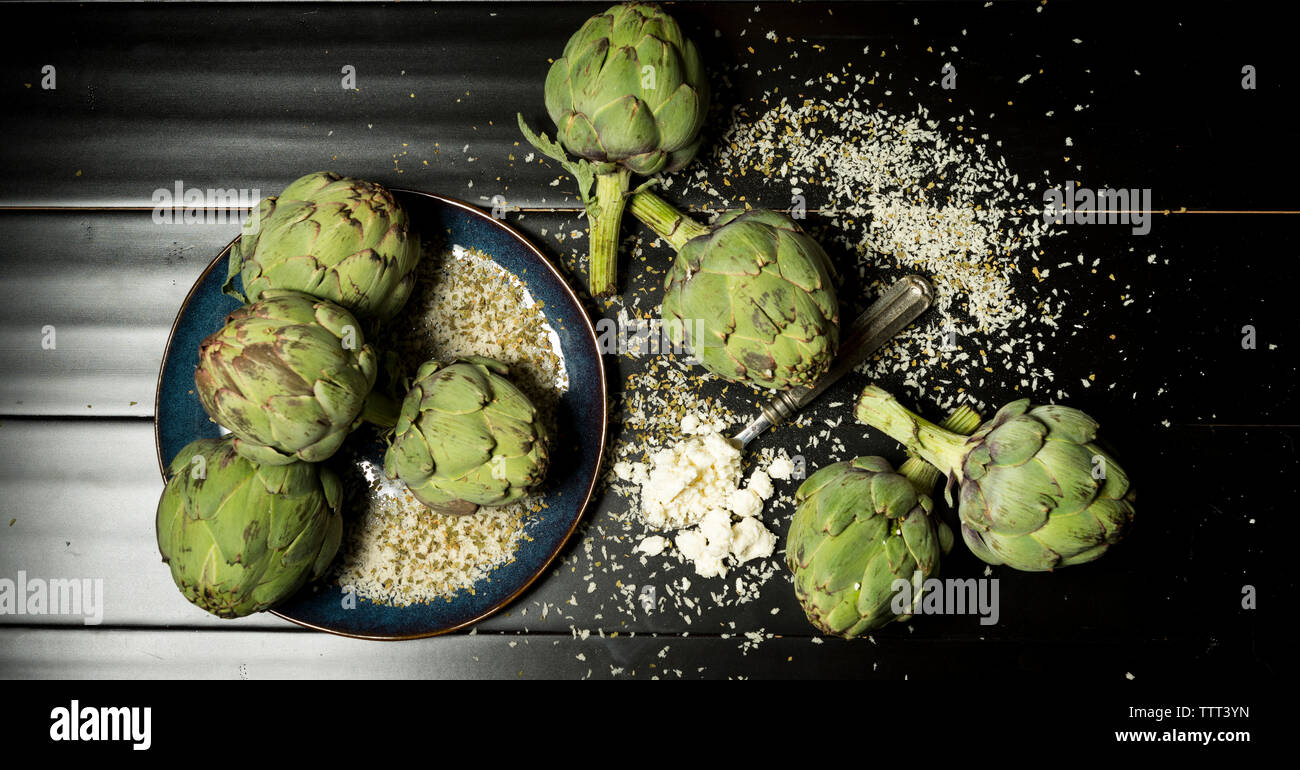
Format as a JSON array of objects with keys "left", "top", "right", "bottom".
[{"left": 0, "top": 0, "right": 1290, "bottom": 682}]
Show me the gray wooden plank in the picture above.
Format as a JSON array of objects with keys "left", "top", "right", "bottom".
[
  {"left": 0, "top": 418, "right": 289, "bottom": 630},
  {"left": 0, "top": 3, "right": 604, "bottom": 208},
  {"left": 0, "top": 213, "right": 236, "bottom": 417},
  {"left": 0, "top": 628, "right": 620, "bottom": 679}
]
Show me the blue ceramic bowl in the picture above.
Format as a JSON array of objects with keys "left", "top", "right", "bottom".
[{"left": 154, "top": 190, "right": 607, "bottom": 640}]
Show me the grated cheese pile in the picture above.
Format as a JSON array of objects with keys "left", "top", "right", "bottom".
[
  {"left": 333, "top": 463, "right": 529, "bottom": 606},
  {"left": 630, "top": 414, "right": 740, "bottom": 530},
  {"left": 399, "top": 244, "right": 569, "bottom": 404}
]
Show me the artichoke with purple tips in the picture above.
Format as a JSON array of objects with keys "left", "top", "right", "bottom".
[
  {"left": 786, "top": 407, "right": 979, "bottom": 637},
  {"left": 194, "top": 289, "right": 391, "bottom": 467},
  {"left": 628, "top": 189, "right": 839, "bottom": 390}
]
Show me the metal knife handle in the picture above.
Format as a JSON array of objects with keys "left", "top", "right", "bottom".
[{"left": 733, "top": 275, "right": 933, "bottom": 447}]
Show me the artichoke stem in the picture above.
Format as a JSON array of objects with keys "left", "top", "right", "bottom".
[
  {"left": 899, "top": 404, "right": 982, "bottom": 493},
  {"left": 588, "top": 169, "right": 632, "bottom": 297},
  {"left": 856, "top": 385, "right": 971, "bottom": 480},
  {"left": 360, "top": 391, "right": 400, "bottom": 429},
  {"left": 627, "top": 189, "right": 711, "bottom": 251}
]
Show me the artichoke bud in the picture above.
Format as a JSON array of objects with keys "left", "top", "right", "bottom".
[
  {"left": 786, "top": 456, "right": 947, "bottom": 638},
  {"left": 528, "top": 2, "right": 710, "bottom": 297},
  {"left": 224, "top": 172, "right": 422, "bottom": 322},
  {"left": 786, "top": 406, "right": 981, "bottom": 638},
  {"left": 545, "top": 3, "right": 709, "bottom": 172},
  {"left": 955, "top": 401, "right": 1135, "bottom": 571},
  {"left": 155, "top": 437, "right": 342, "bottom": 619},
  {"left": 384, "top": 357, "right": 550, "bottom": 514},
  {"left": 194, "top": 289, "right": 379, "bottom": 466},
  {"left": 855, "top": 386, "right": 1136, "bottom": 572},
  {"left": 662, "top": 209, "right": 840, "bottom": 390}
]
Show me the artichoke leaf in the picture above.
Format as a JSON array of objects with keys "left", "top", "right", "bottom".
[
  {"left": 977, "top": 462, "right": 1056, "bottom": 535},
  {"left": 983, "top": 415, "right": 1047, "bottom": 467},
  {"left": 516, "top": 113, "right": 596, "bottom": 207}
]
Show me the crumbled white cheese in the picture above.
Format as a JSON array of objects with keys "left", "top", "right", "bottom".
[
  {"left": 767, "top": 456, "right": 795, "bottom": 480},
  {"left": 675, "top": 528, "right": 726, "bottom": 578},
  {"left": 699, "top": 508, "right": 734, "bottom": 552},
  {"left": 728, "top": 488, "right": 763, "bottom": 518},
  {"left": 730, "top": 518, "right": 777, "bottom": 563},
  {"left": 639, "top": 429, "right": 743, "bottom": 530},
  {"left": 630, "top": 421, "right": 781, "bottom": 578},
  {"left": 679, "top": 412, "right": 700, "bottom": 434},
  {"left": 636, "top": 535, "right": 667, "bottom": 557},
  {"left": 747, "top": 471, "right": 774, "bottom": 501},
  {"left": 673, "top": 523, "right": 707, "bottom": 559}
]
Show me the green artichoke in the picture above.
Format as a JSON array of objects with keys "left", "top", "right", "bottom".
[
  {"left": 156, "top": 437, "right": 343, "bottom": 619},
  {"left": 628, "top": 189, "right": 839, "bottom": 390},
  {"left": 855, "top": 386, "right": 1136, "bottom": 572},
  {"left": 520, "top": 2, "right": 709, "bottom": 296},
  {"left": 789, "top": 457, "right": 951, "bottom": 638},
  {"left": 544, "top": 3, "right": 708, "bottom": 177},
  {"left": 786, "top": 407, "right": 979, "bottom": 637},
  {"left": 195, "top": 289, "right": 388, "bottom": 466},
  {"left": 384, "top": 356, "right": 550, "bottom": 514},
  {"left": 224, "top": 171, "right": 421, "bottom": 322}
]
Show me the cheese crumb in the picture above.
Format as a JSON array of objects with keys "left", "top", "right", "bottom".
[
  {"left": 730, "top": 518, "right": 777, "bottom": 563},
  {"left": 729, "top": 488, "right": 763, "bottom": 518},
  {"left": 767, "top": 456, "right": 795, "bottom": 480},
  {"left": 636, "top": 536, "right": 667, "bottom": 557}
]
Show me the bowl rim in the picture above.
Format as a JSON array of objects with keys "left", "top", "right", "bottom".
[{"left": 152, "top": 188, "right": 608, "bottom": 641}]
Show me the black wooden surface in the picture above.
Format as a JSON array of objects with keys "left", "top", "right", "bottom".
[{"left": 0, "top": 1, "right": 1292, "bottom": 683}]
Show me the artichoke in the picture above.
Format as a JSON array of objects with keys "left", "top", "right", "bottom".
[
  {"left": 384, "top": 356, "right": 550, "bottom": 514},
  {"left": 519, "top": 2, "right": 709, "bottom": 296},
  {"left": 855, "top": 386, "right": 1136, "bottom": 572},
  {"left": 224, "top": 171, "right": 421, "bottom": 322},
  {"left": 544, "top": 3, "right": 708, "bottom": 177},
  {"left": 156, "top": 437, "right": 343, "bottom": 619},
  {"left": 627, "top": 189, "right": 839, "bottom": 390},
  {"left": 195, "top": 289, "right": 390, "bottom": 466},
  {"left": 786, "top": 407, "right": 980, "bottom": 637}
]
